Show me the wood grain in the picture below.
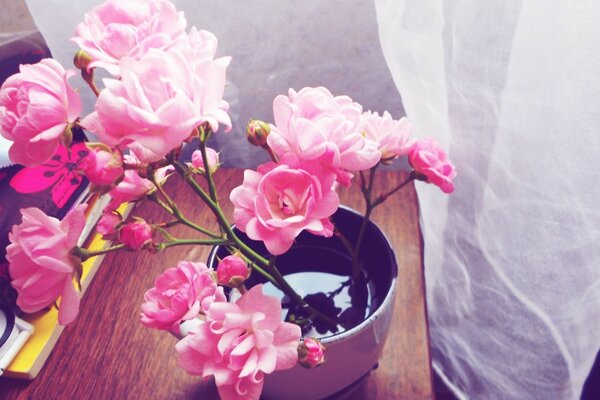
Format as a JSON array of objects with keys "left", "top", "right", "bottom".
[{"left": 0, "top": 169, "right": 433, "bottom": 400}]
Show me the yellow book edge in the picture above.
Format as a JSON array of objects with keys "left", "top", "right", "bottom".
[{"left": 3, "top": 202, "right": 131, "bottom": 380}]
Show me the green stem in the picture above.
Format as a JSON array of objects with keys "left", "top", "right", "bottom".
[
  {"left": 170, "top": 160, "right": 270, "bottom": 269},
  {"left": 334, "top": 227, "right": 357, "bottom": 259},
  {"left": 352, "top": 166, "right": 378, "bottom": 280},
  {"left": 81, "top": 70, "right": 100, "bottom": 97},
  {"left": 197, "top": 127, "right": 218, "bottom": 202},
  {"left": 159, "top": 238, "right": 230, "bottom": 250},
  {"left": 78, "top": 244, "right": 126, "bottom": 261},
  {"left": 371, "top": 171, "right": 416, "bottom": 208},
  {"left": 150, "top": 174, "right": 220, "bottom": 238}
]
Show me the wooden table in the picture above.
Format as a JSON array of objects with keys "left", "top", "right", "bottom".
[{"left": 1, "top": 169, "right": 433, "bottom": 399}]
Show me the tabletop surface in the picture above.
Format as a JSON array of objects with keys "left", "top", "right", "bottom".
[{"left": 1, "top": 168, "right": 433, "bottom": 400}]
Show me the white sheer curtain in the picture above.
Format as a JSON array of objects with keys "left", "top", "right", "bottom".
[{"left": 375, "top": 1, "right": 600, "bottom": 398}]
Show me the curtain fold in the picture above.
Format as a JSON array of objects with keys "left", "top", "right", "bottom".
[{"left": 375, "top": 0, "right": 600, "bottom": 398}]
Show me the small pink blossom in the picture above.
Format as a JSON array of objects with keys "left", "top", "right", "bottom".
[
  {"left": 71, "top": 0, "right": 187, "bottom": 76},
  {"left": 230, "top": 161, "right": 339, "bottom": 255},
  {"left": 107, "top": 169, "right": 153, "bottom": 210},
  {"left": 176, "top": 284, "right": 301, "bottom": 400},
  {"left": 361, "top": 111, "right": 414, "bottom": 162},
  {"left": 6, "top": 204, "right": 87, "bottom": 325},
  {"left": 120, "top": 220, "right": 153, "bottom": 250},
  {"left": 297, "top": 338, "right": 325, "bottom": 368},
  {"left": 96, "top": 211, "right": 121, "bottom": 239},
  {"left": 106, "top": 154, "right": 154, "bottom": 209},
  {"left": 267, "top": 87, "right": 380, "bottom": 186},
  {"left": 81, "top": 35, "right": 231, "bottom": 162},
  {"left": 191, "top": 147, "right": 219, "bottom": 174},
  {"left": 216, "top": 255, "right": 250, "bottom": 287},
  {"left": 79, "top": 146, "right": 124, "bottom": 188},
  {"left": 409, "top": 138, "right": 456, "bottom": 194},
  {"left": 0, "top": 59, "right": 82, "bottom": 167},
  {"left": 141, "top": 261, "right": 225, "bottom": 333}
]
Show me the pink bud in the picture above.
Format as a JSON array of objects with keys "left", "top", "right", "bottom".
[
  {"left": 96, "top": 212, "right": 121, "bottom": 239},
  {"left": 120, "top": 220, "right": 153, "bottom": 250},
  {"left": 216, "top": 255, "right": 250, "bottom": 287},
  {"left": 408, "top": 138, "right": 456, "bottom": 194},
  {"left": 73, "top": 49, "right": 93, "bottom": 71},
  {"left": 191, "top": 148, "right": 220, "bottom": 174},
  {"left": 297, "top": 338, "right": 325, "bottom": 368},
  {"left": 246, "top": 119, "right": 270, "bottom": 147},
  {"left": 80, "top": 146, "right": 124, "bottom": 188}
]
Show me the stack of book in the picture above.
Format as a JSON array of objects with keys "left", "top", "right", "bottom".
[{"left": 0, "top": 141, "right": 128, "bottom": 379}]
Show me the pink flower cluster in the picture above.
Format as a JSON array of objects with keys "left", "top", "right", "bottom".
[
  {"left": 79, "top": 25, "right": 231, "bottom": 163},
  {"left": 176, "top": 285, "right": 301, "bottom": 400},
  {"left": 231, "top": 86, "right": 456, "bottom": 255},
  {"left": 71, "top": 0, "right": 187, "bottom": 76},
  {"left": 140, "top": 261, "right": 225, "bottom": 333},
  {"left": 268, "top": 87, "right": 380, "bottom": 186},
  {"left": 141, "top": 260, "right": 299, "bottom": 400}
]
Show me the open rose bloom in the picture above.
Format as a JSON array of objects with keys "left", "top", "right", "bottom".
[
  {"left": 0, "top": 1, "right": 455, "bottom": 399},
  {"left": 0, "top": 59, "right": 81, "bottom": 167},
  {"left": 7, "top": 205, "right": 87, "bottom": 325}
]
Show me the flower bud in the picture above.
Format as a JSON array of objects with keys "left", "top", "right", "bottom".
[
  {"left": 80, "top": 145, "right": 124, "bottom": 189},
  {"left": 408, "top": 138, "right": 456, "bottom": 194},
  {"left": 191, "top": 148, "right": 220, "bottom": 174},
  {"left": 297, "top": 338, "right": 325, "bottom": 368},
  {"left": 96, "top": 212, "right": 122, "bottom": 240},
  {"left": 73, "top": 49, "right": 93, "bottom": 71},
  {"left": 216, "top": 255, "right": 250, "bottom": 287},
  {"left": 120, "top": 220, "right": 153, "bottom": 250},
  {"left": 246, "top": 119, "right": 270, "bottom": 147}
]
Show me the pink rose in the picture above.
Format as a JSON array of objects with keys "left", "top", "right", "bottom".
[
  {"left": 409, "top": 138, "right": 457, "bottom": 194},
  {"left": 267, "top": 87, "right": 381, "bottom": 186},
  {"left": 107, "top": 169, "right": 154, "bottom": 209},
  {"left": 216, "top": 255, "right": 250, "bottom": 287},
  {"left": 176, "top": 284, "right": 301, "bottom": 400},
  {"left": 0, "top": 59, "right": 82, "bottom": 167},
  {"left": 96, "top": 211, "right": 121, "bottom": 239},
  {"left": 230, "top": 162, "right": 339, "bottom": 255},
  {"left": 120, "top": 220, "right": 153, "bottom": 250},
  {"left": 71, "top": 0, "right": 187, "bottom": 76},
  {"left": 81, "top": 38, "right": 231, "bottom": 162},
  {"left": 297, "top": 338, "right": 325, "bottom": 368},
  {"left": 6, "top": 204, "right": 87, "bottom": 325},
  {"left": 79, "top": 146, "right": 124, "bottom": 188},
  {"left": 141, "top": 261, "right": 225, "bottom": 333},
  {"left": 106, "top": 154, "right": 155, "bottom": 209},
  {"left": 361, "top": 111, "right": 414, "bottom": 162},
  {"left": 191, "top": 147, "right": 219, "bottom": 174}
]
